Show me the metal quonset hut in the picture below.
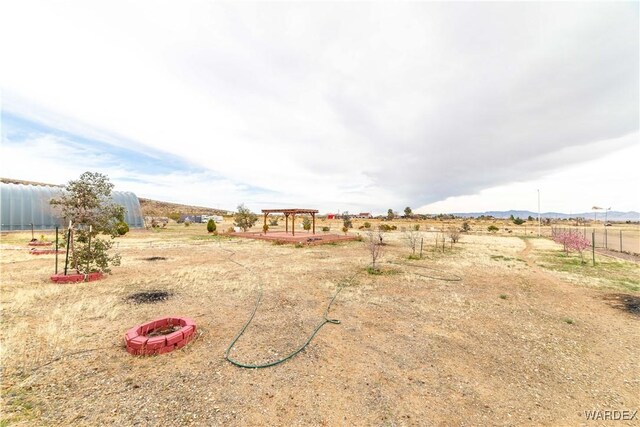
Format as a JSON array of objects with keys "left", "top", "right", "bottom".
[{"left": 0, "top": 182, "right": 145, "bottom": 231}]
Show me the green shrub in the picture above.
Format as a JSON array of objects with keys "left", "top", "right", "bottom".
[
  {"left": 364, "top": 221, "right": 371, "bottom": 229},
  {"left": 512, "top": 217, "right": 525, "bottom": 225},
  {"left": 367, "top": 266, "right": 383, "bottom": 275},
  {"left": 342, "top": 226, "right": 349, "bottom": 235},
  {"left": 207, "top": 219, "right": 216, "bottom": 233},
  {"left": 378, "top": 224, "right": 392, "bottom": 232},
  {"left": 488, "top": 225, "right": 499, "bottom": 233},
  {"left": 462, "top": 221, "right": 471, "bottom": 232},
  {"left": 413, "top": 224, "right": 420, "bottom": 231},
  {"left": 116, "top": 221, "right": 129, "bottom": 236},
  {"left": 322, "top": 226, "right": 330, "bottom": 232},
  {"left": 302, "top": 216, "right": 312, "bottom": 231},
  {"left": 168, "top": 212, "right": 181, "bottom": 222}
]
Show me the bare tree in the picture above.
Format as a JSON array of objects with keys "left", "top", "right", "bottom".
[
  {"left": 366, "top": 230, "right": 384, "bottom": 272},
  {"left": 448, "top": 226, "right": 461, "bottom": 244},
  {"left": 403, "top": 228, "right": 421, "bottom": 257}
]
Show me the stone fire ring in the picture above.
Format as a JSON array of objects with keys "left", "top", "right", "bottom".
[
  {"left": 125, "top": 317, "right": 197, "bottom": 356},
  {"left": 50, "top": 272, "right": 104, "bottom": 283}
]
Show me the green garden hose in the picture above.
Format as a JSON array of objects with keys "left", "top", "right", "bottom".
[
  {"left": 387, "top": 260, "right": 463, "bottom": 282},
  {"left": 219, "top": 242, "right": 352, "bottom": 368}
]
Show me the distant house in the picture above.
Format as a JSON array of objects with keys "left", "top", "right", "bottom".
[
  {"left": 201, "top": 215, "right": 223, "bottom": 223},
  {"left": 356, "top": 213, "right": 372, "bottom": 219},
  {"left": 327, "top": 214, "right": 336, "bottom": 220}
]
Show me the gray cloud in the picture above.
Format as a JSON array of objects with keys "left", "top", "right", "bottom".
[{"left": 1, "top": 1, "right": 637, "bottom": 212}]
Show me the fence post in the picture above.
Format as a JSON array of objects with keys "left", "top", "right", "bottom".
[
  {"left": 420, "top": 238, "right": 423, "bottom": 259},
  {"left": 55, "top": 226, "right": 59, "bottom": 274},
  {"left": 605, "top": 228, "right": 607, "bottom": 249},
  {"left": 620, "top": 230, "right": 622, "bottom": 253},
  {"left": 592, "top": 231, "right": 595, "bottom": 266}
]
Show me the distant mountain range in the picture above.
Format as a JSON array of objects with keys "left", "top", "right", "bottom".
[{"left": 449, "top": 210, "right": 640, "bottom": 221}]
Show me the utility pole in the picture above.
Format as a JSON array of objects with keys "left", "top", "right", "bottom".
[{"left": 537, "top": 189, "right": 541, "bottom": 237}]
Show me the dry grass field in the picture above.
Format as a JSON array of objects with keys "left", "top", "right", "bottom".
[{"left": 1, "top": 219, "right": 639, "bottom": 426}]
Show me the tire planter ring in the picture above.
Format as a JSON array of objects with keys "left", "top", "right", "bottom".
[
  {"left": 28, "top": 241, "right": 53, "bottom": 246},
  {"left": 125, "top": 317, "right": 197, "bottom": 356},
  {"left": 30, "top": 249, "right": 63, "bottom": 255},
  {"left": 50, "top": 272, "right": 104, "bottom": 283}
]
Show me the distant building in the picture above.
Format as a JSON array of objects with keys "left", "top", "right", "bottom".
[
  {"left": 356, "top": 213, "right": 372, "bottom": 219},
  {"left": 201, "top": 215, "right": 223, "bottom": 223}
]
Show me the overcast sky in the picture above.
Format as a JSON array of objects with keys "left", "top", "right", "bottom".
[{"left": 1, "top": 1, "right": 638, "bottom": 214}]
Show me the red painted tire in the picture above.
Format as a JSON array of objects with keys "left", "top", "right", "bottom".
[
  {"left": 124, "top": 317, "right": 197, "bottom": 356},
  {"left": 30, "top": 249, "right": 62, "bottom": 255},
  {"left": 50, "top": 272, "right": 104, "bottom": 283}
]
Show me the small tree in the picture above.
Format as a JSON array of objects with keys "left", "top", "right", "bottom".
[
  {"left": 207, "top": 219, "right": 217, "bottom": 233},
  {"left": 366, "top": 230, "right": 384, "bottom": 273},
  {"left": 404, "top": 207, "right": 412, "bottom": 218},
  {"left": 302, "top": 216, "right": 312, "bottom": 231},
  {"left": 50, "top": 171, "right": 124, "bottom": 274},
  {"left": 448, "top": 226, "right": 461, "bottom": 244},
  {"left": 342, "top": 213, "right": 353, "bottom": 229},
  {"left": 387, "top": 209, "right": 395, "bottom": 221},
  {"left": 566, "top": 231, "right": 590, "bottom": 263},
  {"left": 462, "top": 221, "right": 471, "bottom": 232},
  {"left": 234, "top": 204, "right": 257, "bottom": 231},
  {"left": 403, "top": 228, "right": 421, "bottom": 258}
]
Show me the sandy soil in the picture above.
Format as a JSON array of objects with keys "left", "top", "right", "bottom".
[{"left": 1, "top": 223, "right": 638, "bottom": 426}]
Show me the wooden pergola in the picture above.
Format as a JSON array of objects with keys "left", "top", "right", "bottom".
[{"left": 261, "top": 208, "right": 319, "bottom": 236}]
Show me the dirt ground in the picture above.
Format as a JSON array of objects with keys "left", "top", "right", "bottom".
[{"left": 1, "top": 221, "right": 639, "bottom": 426}]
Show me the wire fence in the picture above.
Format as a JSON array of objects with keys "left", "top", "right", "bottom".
[{"left": 551, "top": 226, "right": 640, "bottom": 255}]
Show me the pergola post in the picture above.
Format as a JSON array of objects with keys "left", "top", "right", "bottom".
[
  {"left": 285, "top": 213, "right": 289, "bottom": 233},
  {"left": 292, "top": 213, "right": 296, "bottom": 236},
  {"left": 312, "top": 213, "right": 316, "bottom": 234},
  {"left": 263, "top": 212, "right": 268, "bottom": 234}
]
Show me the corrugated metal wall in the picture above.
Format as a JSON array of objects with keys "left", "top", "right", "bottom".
[{"left": 0, "top": 183, "right": 144, "bottom": 231}]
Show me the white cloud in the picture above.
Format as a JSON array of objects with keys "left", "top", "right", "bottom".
[{"left": 1, "top": 1, "right": 637, "bottom": 213}]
